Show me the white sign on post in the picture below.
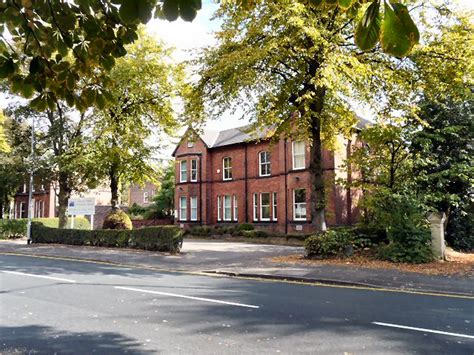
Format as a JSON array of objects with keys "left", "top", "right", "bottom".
[{"left": 67, "top": 198, "right": 96, "bottom": 230}]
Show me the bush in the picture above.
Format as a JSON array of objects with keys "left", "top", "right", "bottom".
[
  {"left": 128, "top": 203, "right": 148, "bottom": 218},
  {"left": 305, "top": 229, "right": 354, "bottom": 258},
  {"left": 236, "top": 223, "right": 254, "bottom": 231},
  {"left": 241, "top": 230, "right": 269, "bottom": 238},
  {"left": 0, "top": 217, "right": 90, "bottom": 239},
  {"left": 31, "top": 223, "right": 183, "bottom": 253},
  {"left": 367, "top": 190, "right": 433, "bottom": 263},
  {"left": 103, "top": 209, "right": 133, "bottom": 230},
  {"left": 446, "top": 203, "right": 473, "bottom": 252}
]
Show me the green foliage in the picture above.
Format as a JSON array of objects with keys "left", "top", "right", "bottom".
[
  {"left": 236, "top": 223, "right": 255, "bottom": 232},
  {"left": 446, "top": 203, "right": 473, "bottom": 252},
  {"left": 0, "top": 0, "right": 198, "bottom": 111},
  {"left": 0, "top": 217, "right": 90, "bottom": 239},
  {"left": 144, "top": 164, "right": 176, "bottom": 219},
  {"left": 90, "top": 33, "right": 181, "bottom": 207},
  {"left": 241, "top": 230, "right": 269, "bottom": 238},
  {"left": 102, "top": 209, "right": 133, "bottom": 230},
  {"left": 128, "top": 203, "right": 148, "bottom": 218},
  {"left": 367, "top": 190, "right": 433, "bottom": 263},
  {"left": 305, "top": 229, "right": 354, "bottom": 258},
  {"left": 31, "top": 223, "right": 183, "bottom": 253}
]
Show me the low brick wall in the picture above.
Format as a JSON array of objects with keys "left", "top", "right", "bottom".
[{"left": 132, "top": 219, "right": 174, "bottom": 229}]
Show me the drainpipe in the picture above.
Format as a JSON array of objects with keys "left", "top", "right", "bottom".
[
  {"left": 284, "top": 139, "right": 288, "bottom": 234},
  {"left": 244, "top": 145, "right": 248, "bottom": 223},
  {"left": 199, "top": 157, "right": 202, "bottom": 225},
  {"left": 346, "top": 138, "right": 352, "bottom": 225}
]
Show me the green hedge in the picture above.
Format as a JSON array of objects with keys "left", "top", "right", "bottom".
[
  {"left": 0, "top": 217, "right": 90, "bottom": 239},
  {"left": 31, "top": 223, "right": 183, "bottom": 253}
]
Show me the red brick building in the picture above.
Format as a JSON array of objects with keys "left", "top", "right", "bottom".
[
  {"left": 11, "top": 181, "right": 56, "bottom": 219},
  {"left": 172, "top": 124, "right": 365, "bottom": 234}
]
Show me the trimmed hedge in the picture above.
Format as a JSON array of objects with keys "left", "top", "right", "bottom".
[
  {"left": 0, "top": 217, "right": 90, "bottom": 239},
  {"left": 31, "top": 223, "right": 183, "bottom": 253}
]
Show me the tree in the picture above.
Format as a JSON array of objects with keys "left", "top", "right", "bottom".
[
  {"left": 0, "top": 0, "right": 420, "bottom": 113},
  {"left": 0, "top": 110, "right": 9, "bottom": 153},
  {"left": 146, "top": 163, "right": 175, "bottom": 219},
  {"left": 90, "top": 31, "right": 181, "bottom": 208},
  {"left": 190, "top": 0, "right": 421, "bottom": 230},
  {"left": 410, "top": 98, "right": 473, "bottom": 250},
  {"left": 5, "top": 103, "right": 98, "bottom": 227}
]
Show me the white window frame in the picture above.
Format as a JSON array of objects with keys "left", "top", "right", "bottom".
[
  {"left": 272, "top": 192, "right": 277, "bottom": 221},
  {"left": 20, "top": 202, "right": 27, "bottom": 218},
  {"left": 292, "top": 141, "right": 306, "bottom": 170},
  {"left": 190, "top": 196, "right": 198, "bottom": 221},
  {"left": 179, "top": 196, "right": 187, "bottom": 221},
  {"left": 259, "top": 151, "right": 271, "bottom": 177},
  {"left": 223, "top": 195, "right": 232, "bottom": 221},
  {"left": 190, "top": 159, "right": 198, "bottom": 182},
  {"left": 217, "top": 196, "right": 221, "bottom": 221},
  {"left": 143, "top": 192, "right": 149, "bottom": 203},
  {"left": 180, "top": 160, "right": 187, "bottom": 183},
  {"left": 22, "top": 184, "right": 27, "bottom": 193},
  {"left": 233, "top": 195, "right": 238, "bottom": 222},
  {"left": 253, "top": 193, "right": 258, "bottom": 221},
  {"left": 260, "top": 193, "right": 271, "bottom": 221},
  {"left": 293, "top": 189, "right": 307, "bottom": 221},
  {"left": 187, "top": 141, "right": 194, "bottom": 148},
  {"left": 222, "top": 157, "right": 232, "bottom": 181}
]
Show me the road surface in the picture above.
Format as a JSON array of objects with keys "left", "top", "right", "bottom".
[{"left": 1, "top": 254, "right": 473, "bottom": 354}]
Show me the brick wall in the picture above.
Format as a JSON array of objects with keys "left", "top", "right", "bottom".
[{"left": 173, "top": 134, "right": 361, "bottom": 234}]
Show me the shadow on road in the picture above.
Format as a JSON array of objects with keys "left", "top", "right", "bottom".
[{"left": 0, "top": 324, "right": 153, "bottom": 354}]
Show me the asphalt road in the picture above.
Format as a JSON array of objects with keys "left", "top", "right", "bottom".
[{"left": 1, "top": 254, "right": 473, "bottom": 354}]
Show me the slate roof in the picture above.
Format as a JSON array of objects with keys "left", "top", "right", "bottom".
[
  {"left": 200, "top": 124, "right": 271, "bottom": 148},
  {"left": 174, "top": 117, "right": 371, "bottom": 155}
]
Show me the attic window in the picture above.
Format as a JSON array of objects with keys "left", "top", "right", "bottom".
[{"left": 187, "top": 141, "right": 194, "bottom": 148}]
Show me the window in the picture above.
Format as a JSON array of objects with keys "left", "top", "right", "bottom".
[
  {"left": 223, "top": 157, "right": 232, "bottom": 180},
  {"left": 292, "top": 141, "right": 305, "bottom": 170},
  {"left": 187, "top": 141, "right": 194, "bottom": 148},
  {"left": 22, "top": 184, "right": 27, "bottom": 193},
  {"left": 180, "top": 160, "right": 187, "bottom": 182},
  {"left": 20, "top": 202, "right": 27, "bottom": 218},
  {"left": 217, "top": 196, "right": 221, "bottom": 221},
  {"left": 179, "top": 196, "right": 187, "bottom": 221},
  {"left": 191, "top": 159, "right": 198, "bottom": 182},
  {"left": 40, "top": 184, "right": 45, "bottom": 190},
  {"left": 233, "top": 195, "right": 238, "bottom": 221},
  {"left": 143, "top": 192, "right": 149, "bottom": 203},
  {"left": 190, "top": 196, "right": 197, "bottom": 221},
  {"left": 272, "top": 192, "right": 277, "bottom": 221},
  {"left": 294, "top": 189, "right": 307, "bottom": 220},
  {"left": 35, "top": 200, "right": 44, "bottom": 218},
  {"left": 260, "top": 193, "right": 271, "bottom": 221},
  {"left": 259, "top": 151, "right": 271, "bottom": 176},
  {"left": 253, "top": 193, "right": 258, "bottom": 221},
  {"left": 223, "top": 195, "right": 232, "bottom": 221}
]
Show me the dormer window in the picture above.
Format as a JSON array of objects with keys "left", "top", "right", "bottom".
[
  {"left": 223, "top": 157, "right": 232, "bottom": 180},
  {"left": 259, "top": 151, "right": 271, "bottom": 176}
]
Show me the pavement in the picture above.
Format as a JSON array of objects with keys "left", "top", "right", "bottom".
[
  {"left": 0, "top": 238, "right": 473, "bottom": 297},
  {"left": 1, "top": 254, "right": 473, "bottom": 354}
]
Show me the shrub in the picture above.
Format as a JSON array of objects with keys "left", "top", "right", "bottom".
[
  {"left": 103, "top": 209, "right": 133, "bottom": 230},
  {"left": 241, "top": 229, "right": 269, "bottom": 238},
  {"left": 189, "top": 226, "right": 212, "bottom": 236},
  {"left": 31, "top": 223, "right": 183, "bottom": 253},
  {"left": 368, "top": 190, "right": 433, "bottom": 263},
  {"left": 0, "top": 217, "right": 90, "bottom": 239},
  {"left": 446, "top": 203, "right": 473, "bottom": 252},
  {"left": 236, "top": 223, "right": 254, "bottom": 231},
  {"left": 304, "top": 229, "right": 354, "bottom": 258},
  {"left": 128, "top": 203, "right": 148, "bottom": 218}
]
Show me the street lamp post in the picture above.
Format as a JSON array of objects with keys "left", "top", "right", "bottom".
[{"left": 26, "top": 116, "right": 35, "bottom": 244}]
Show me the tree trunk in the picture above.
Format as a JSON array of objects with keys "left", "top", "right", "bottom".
[
  {"left": 308, "top": 87, "right": 327, "bottom": 232},
  {"left": 57, "top": 173, "right": 71, "bottom": 229},
  {"left": 110, "top": 161, "right": 120, "bottom": 210}
]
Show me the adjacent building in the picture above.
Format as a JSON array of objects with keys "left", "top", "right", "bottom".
[
  {"left": 128, "top": 182, "right": 159, "bottom": 207},
  {"left": 172, "top": 123, "right": 365, "bottom": 234}
]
